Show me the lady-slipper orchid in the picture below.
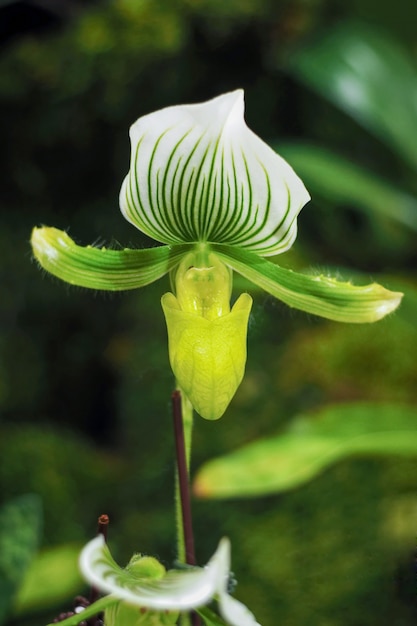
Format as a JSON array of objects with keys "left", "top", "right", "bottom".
[
  {"left": 47, "top": 535, "right": 260, "bottom": 626},
  {"left": 31, "top": 90, "right": 402, "bottom": 420}
]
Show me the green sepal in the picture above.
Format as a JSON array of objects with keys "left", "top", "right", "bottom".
[
  {"left": 31, "top": 227, "right": 191, "bottom": 291},
  {"left": 161, "top": 291, "right": 253, "bottom": 420},
  {"left": 212, "top": 244, "right": 402, "bottom": 323}
]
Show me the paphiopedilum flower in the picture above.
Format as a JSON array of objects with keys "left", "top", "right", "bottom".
[
  {"left": 31, "top": 90, "right": 402, "bottom": 420},
  {"left": 47, "top": 535, "right": 260, "bottom": 626}
]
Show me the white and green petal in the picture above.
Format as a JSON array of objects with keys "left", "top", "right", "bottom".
[
  {"left": 79, "top": 535, "right": 222, "bottom": 611},
  {"left": 31, "top": 227, "right": 191, "bottom": 291},
  {"left": 58, "top": 535, "right": 260, "bottom": 626},
  {"left": 120, "top": 90, "right": 310, "bottom": 256}
]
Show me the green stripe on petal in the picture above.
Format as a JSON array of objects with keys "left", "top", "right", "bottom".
[
  {"left": 212, "top": 244, "right": 403, "bottom": 323},
  {"left": 31, "top": 227, "right": 190, "bottom": 291},
  {"left": 120, "top": 90, "right": 310, "bottom": 255}
]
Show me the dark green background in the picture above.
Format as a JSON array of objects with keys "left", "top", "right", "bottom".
[{"left": 1, "top": 1, "right": 416, "bottom": 624}]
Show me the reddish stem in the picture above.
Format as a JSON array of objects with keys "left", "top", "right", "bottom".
[
  {"left": 171, "top": 390, "right": 196, "bottom": 566},
  {"left": 89, "top": 514, "right": 109, "bottom": 606},
  {"left": 97, "top": 514, "right": 109, "bottom": 541}
]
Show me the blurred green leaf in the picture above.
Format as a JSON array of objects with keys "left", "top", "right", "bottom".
[
  {"left": 288, "top": 22, "right": 417, "bottom": 169},
  {"left": 13, "top": 543, "right": 83, "bottom": 616},
  {"left": 194, "top": 403, "right": 417, "bottom": 499},
  {"left": 278, "top": 142, "right": 417, "bottom": 232},
  {"left": 0, "top": 494, "right": 42, "bottom": 624}
]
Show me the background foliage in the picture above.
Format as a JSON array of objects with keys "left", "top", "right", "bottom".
[{"left": 0, "top": 1, "right": 416, "bottom": 625}]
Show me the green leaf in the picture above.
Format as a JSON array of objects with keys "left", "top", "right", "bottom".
[
  {"left": 278, "top": 142, "right": 417, "bottom": 232},
  {"left": 212, "top": 244, "right": 402, "bottom": 322},
  {"left": 194, "top": 403, "right": 417, "bottom": 498},
  {"left": 288, "top": 22, "right": 417, "bottom": 169},
  {"left": 13, "top": 543, "right": 83, "bottom": 616},
  {"left": 120, "top": 90, "right": 310, "bottom": 256},
  {"left": 31, "top": 227, "right": 190, "bottom": 291},
  {"left": 0, "top": 494, "right": 42, "bottom": 624}
]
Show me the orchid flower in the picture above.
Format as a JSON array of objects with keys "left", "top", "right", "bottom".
[
  {"left": 46, "top": 535, "right": 260, "bottom": 626},
  {"left": 31, "top": 90, "right": 402, "bottom": 420}
]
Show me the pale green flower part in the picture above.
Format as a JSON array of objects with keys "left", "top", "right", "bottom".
[
  {"left": 31, "top": 90, "right": 403, "bottom": 419},
  {"left": 46, "top": 535, "right": 260, "bottom": 626},
  {"left": 162, "top": 251, "right": 252, "bottom": 420}
]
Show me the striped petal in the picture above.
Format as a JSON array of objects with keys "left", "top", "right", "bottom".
[
  {"left": 79, "top": 535, "right": 226, "bottom": 611},
  {"left": 78, "top": 536, "right": 260, "bottom": 626},
  {"left": 31, "top": 227, "right": 190, "bottom": 291},
  {"left": 120, "top": 90, "right": 310, "bottom": 256},
  {"left": 212, "top": 244, "right": 403, "bottom": 323}
]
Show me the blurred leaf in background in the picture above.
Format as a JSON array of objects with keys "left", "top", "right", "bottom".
[
  {"left": 0, "top": 495, "right": 42, "bottom": 625},
  {"left": 194, "top": 403, "right": 417, "bottom": 498},
  {"left": 280, "top": 21, "right": 417, "bottom": 270},
  {"left": 0, "top": 426, "right": 122, "bottom": 544},
  {"left": 14, "top": 543, "right": 83, "bottom": 618},
  {"left": 288, "top": 22, "right": 417, "bottom": 169}
]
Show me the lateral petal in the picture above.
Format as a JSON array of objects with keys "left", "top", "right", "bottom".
[
  {"left": 213, "top": 244, "right": 403, "bottom": 323},
  {"left": 31, "top": 227, "right": 190, "bottom": 291}
]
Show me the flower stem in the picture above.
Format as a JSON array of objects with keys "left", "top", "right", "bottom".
[
  {"left": 172, "top": 389, "right": 196, "bottom": 565},
  {"left": 97, "top": 514, "right": 109, "bottom": 540},
  {"left": 172, "top": 390, "right": 201, "bottom": 626},
  {"left": 89, "top": 514, "right": 110, "bottom": 606}
]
